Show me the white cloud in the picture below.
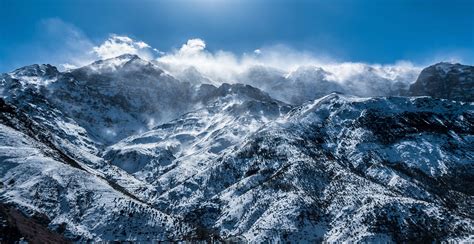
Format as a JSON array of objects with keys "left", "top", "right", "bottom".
[
  {"left": 16, "top": 19, "right": 159, "bottom": 71},
  {"left": 14, "top": 20, "right": 458, "bottom": 101},
  {"left": 6, "top": 17, "right": 471, "bottom": 76},
  {"left": 178, "top": 38, "right": 207, "bottom": 56},
  {"left": 92, "top": 34, "right": 155, "bottom": 60},
  {"left": 29, "top": 24, "right": 421, "bottom": 96},
  {"left": 10, "top": 20, "right": 455, "bottom": 103},
  {"left": 24, "top": 20, "right": 160, "bottom": 70},
  {"left": 153, "top": 38, "right": 424, "bottom": 103},
  {"left": 156, "top": 38, "right": 420, "bottom": 85},
  {"left": 60, "top": 63, "right": 79, "bottom": 71}
]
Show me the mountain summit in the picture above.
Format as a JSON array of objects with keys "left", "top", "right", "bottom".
[
  {"left": 0, "top": 56, "right": 473, "bottom": 242},
  {"left": 409, "top": 62, "right": 474, "bottom": 102}
]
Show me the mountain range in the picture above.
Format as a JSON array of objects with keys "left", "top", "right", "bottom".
[{"left": 0, "top": 55, "right": 472, "bottom": 242}]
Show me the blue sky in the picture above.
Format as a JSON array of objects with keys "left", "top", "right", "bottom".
[{"left": 0, "top": 0, "right": 473, "bottom": 72}]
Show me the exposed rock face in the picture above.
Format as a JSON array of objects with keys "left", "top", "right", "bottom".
[
  {"left": 0, "top": 57, "right": 472, "bottom": 242},
  {"left": 0, "top": 203, "right": 70, "bottom": 244},
  {"left": 409, "top": 62, "right": 474, "bottom": 102}
]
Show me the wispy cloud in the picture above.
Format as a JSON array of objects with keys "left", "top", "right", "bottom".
[
  {"left": 16, "top": 19, "right": 158, "bottom": 70},
  {"left": 178, "top": 38, "right": 207, "bottom": 56},
  {"left": 156, "top": 38, "right": 421, "bottom": 84},
  {"left": 13, "top": 18, "right": 467, "bottom": 95},
  {"left": 154, "top": 38, "right": 423, "bottom": 103},
  {"left": 15, "top": 18, "right": 97, "bottom": 70},
  {"left": 93, "top": 34, "right": 156, "bottom": 60}
]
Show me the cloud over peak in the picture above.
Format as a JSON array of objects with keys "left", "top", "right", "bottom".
[
  {"left": 92, "top": 34, "right": 154, "bottom": 60},
  {"left": 17, "top": 18, "right": 440, "bottom": 95},
  {"left": 5, "top": 18, "right": 426, "bottom": 104},
  {"left": 178, "top": 38, "right": 206, "bottom": 56}
]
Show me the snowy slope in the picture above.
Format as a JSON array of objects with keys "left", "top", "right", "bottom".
[
  {"left": 0, "top": 57, "right": 472, "bottom": 242},
  {"left": 150, "top": 94, "right": 473, "bottom": 242},
  {"left": 49, "top": 54, "right": 201, "bottom": 144},
  {"left": 104, "top": 83, "right": 291, "bottom": 191},
  {"left": 0, "top": 99, "right": 192, "bottom": 241}
]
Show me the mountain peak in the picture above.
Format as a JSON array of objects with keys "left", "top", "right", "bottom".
[
  {"left": 287, "top": 65, "right": 329, "bottom": 80},
  {"left": 115, "top": 53, "right": 140, "bottom": 60},
  {"left": 89, "top": 53, "right": 141, "bottom": 66},
  {"left": 208, "top": 83, "right": 277, "bottom": 103},
  {"left": 10, "top": 64, "right": 59, "bottom": 78},
  {"left": 0, "top": 57, "right": 473, "bottom": 242},
  {"left": 409, "top": 62, "right": 473, "bottom": 102},
  {"left": 75, "top": 54, "right": 163, "bottom": 77}
]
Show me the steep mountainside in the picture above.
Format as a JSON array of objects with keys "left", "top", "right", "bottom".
[
  {"left": 49, "top": 54, "right": 201, "bottom": 144},
  {"left": 149, "top": 94, "right": 473, "bottom": 242},
  {"left": 409, "top": 62, "right": 474, "bottom": 102},
  {"left": 104, "top": 83, "right": 291, "bottom": 190},
  {"left": 0, "top": 98, "right": 192, "bottom": 241},
  {"left": 0, "top": 58, "right": 473, "bottom": 242},
  {"left": 2, "top": 54, "right": 230, "bottom": 146}
]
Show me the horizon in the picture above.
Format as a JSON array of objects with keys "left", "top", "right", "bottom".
[{"left": 1, "top": 0, "right": 473, "bottom": 73}]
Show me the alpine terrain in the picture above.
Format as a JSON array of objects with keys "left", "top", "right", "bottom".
[{"left": 0, "top": 55, "right": 473, "bottom": 242}]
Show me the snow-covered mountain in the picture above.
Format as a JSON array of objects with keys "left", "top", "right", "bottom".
[
  {"left": 0, "top": 56, "right": 472, "bottom": 242},
  {"left": 104, "top": 83, "right": 291, "bottom": 190},
  {"left": 409, "top": 62, "right": 474, "bottom": 102},
  {"left": 234, "top": 63, "right": 419, "bottom": 105},
  {"left": 146, "top": 94, "right": 473, "bottom": 242},
  {"left": 49, "top": 54, "right": 203, "bottom": 144},
  {"left": 0, "top": 98, "right": 192, "bottom": 241}
]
